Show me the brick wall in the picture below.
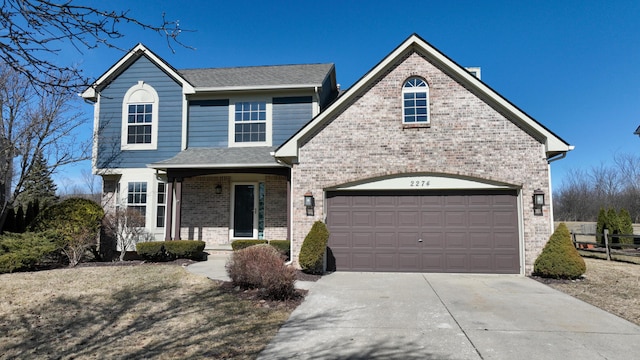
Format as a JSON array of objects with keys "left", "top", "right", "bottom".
[
  {"left": 290, "top": 51, "right": 552, "bottom": 274},
  {"left": 181, "top": 176, "right": 230, "bottom": 247},
  {"left": 264, "top": 175, "right": 288, "bottom": 240}
]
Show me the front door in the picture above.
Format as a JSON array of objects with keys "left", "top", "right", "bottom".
[{"left": 233, "top": 184, "right": 256, "bottom": 238}]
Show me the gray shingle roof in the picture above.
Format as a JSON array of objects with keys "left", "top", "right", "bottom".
[
  {"left": 148, "top": 147, "right": 281, "bottom": 168},
  {"left": 179, "top": 63, "right": 334, "bottom": 88}
]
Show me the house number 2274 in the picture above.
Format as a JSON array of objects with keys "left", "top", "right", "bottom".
[{"left": 410, "top": 180, "right": 430, "bottom": 187}]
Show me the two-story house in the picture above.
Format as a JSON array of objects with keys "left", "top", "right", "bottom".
[{"left": 83, "top": 34, "right": 571, "bottom": 275}]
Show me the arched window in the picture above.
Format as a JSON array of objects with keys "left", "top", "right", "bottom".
[
  {"left": 121, "top": 81, "right": 159, "bottom": 150},
  {"left": 402, "top": 77, "right": 429, "bottom": 124}
]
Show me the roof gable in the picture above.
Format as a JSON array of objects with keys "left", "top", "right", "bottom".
[
  {"left": 81, "top": 43, "right": 195, "bottom": 100},
  {"left": 275, "top": 34, "right": 572, "bottom": 161}
]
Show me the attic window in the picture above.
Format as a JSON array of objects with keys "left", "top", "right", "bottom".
[{"left": 402, "top": 77, "right": 429, "bottom": 124}]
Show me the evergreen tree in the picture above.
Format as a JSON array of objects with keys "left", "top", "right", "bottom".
[
  {"left": 1, "top": 208, "right": 16, "bottom": 233},
  {"left": 15, "top": 151, "right": 58, "bottom": 211},
  {"left": 24, "top": 200, "right": 39, "bottom": 230},
  {"left": 15, "top": 206, "right": 25, "bottom": 233},
  {"left": 618, "top": 209, "right": 634, "bottom": 245}
]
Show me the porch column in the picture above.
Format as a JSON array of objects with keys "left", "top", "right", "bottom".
[
  {"left": 173, "top": 179, "right": 183, "bottom": 240},
  {"left": 164, "top": 180, "right": 174, "bottom": 241}
]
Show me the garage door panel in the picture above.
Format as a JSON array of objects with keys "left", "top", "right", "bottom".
[
  {"left": 421, "top": 211, "right": 443, "bottom": 226},
  {"left": 398, "top": 211, "right": 419, "bottom": 226},
  {"left": 327, "top": 190, "right": 519, "bottom": 273},
  {"left": 445, "top": 211, "right": 467, "bottom": 227},
  {"left": 397, "top": 232, "right": 420, "bottom": 248},
  {"left": 375, "top": 233, "right": 396, "bottom": 248},
  {"left": 445, "top": 254, "right": 468, "bottom": 271},
  {"left": 352, "top": 233, "right": 374, "bottom": 248},
  {"left": 398, "top": 253, "right": 420, "bottom": 270},
  {"left": 469, "top": 211, "right": 491, "bottom": 226},
  {"left": 375, "top": 211, "right": 396, "bottom": 226},
  {"left": 329, "top": 232, "right": 350, "bottom": 247},
  {"left": 445, "top": 232, "right": 468, "bottom": 248},
  {"left": 421, "top": 232, "right": 444, "bottom": 248},
  {"left": 422, "top": 253, "right": 445, "bottom": 270},
  {"left": 470, "top": 232, "right": 492, "bottom": 248}
]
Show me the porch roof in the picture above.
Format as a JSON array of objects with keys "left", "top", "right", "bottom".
[{"left": 147, "top": 146, "right": 283, "bottom": 169}]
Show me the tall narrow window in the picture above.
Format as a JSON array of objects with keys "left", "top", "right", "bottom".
[
  {"left": 127, "top": 182, "right": 147, "bottom": 221},
  {"left": 122, "top": 81, "right": 159, "bottom": 150},
  {"left": 156, "top": 182, "right": 166, "bottom": 228},
  {"left": 402, "top": 77, "right": 429, "bottom": 124}
]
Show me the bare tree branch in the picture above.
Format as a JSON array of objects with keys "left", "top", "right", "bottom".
[{"left": 0, "top": 0, "right": 194, "bottom": 93}]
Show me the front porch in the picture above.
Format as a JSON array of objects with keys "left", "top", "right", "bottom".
[{"left": 162, "top": 169, "right": 291, "bottom": 249}]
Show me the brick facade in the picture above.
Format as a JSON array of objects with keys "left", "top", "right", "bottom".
[{"left": 290, "top": 51, "right": 552, "bottom": 274}]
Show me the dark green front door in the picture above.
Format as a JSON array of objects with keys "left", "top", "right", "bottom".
[{"left": 234, "top": 184, "right": 255, "bottom": 237}]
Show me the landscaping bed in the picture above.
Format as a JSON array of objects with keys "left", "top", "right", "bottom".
[{"left": 534, "top": 257, "right": 640, "bottom": 326}]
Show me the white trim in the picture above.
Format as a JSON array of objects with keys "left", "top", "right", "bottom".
[
  {"left": 121, "top": 81, "right": 159, "bottom": 150},
  {"left": 330, "top": 174, "right": 515, "bottom": 191},
  {"left": 91, "top": 94, "right": 101, "bottom": 174},
  {"left": 229, "top": 182, "right": 259, "bottom": 239},
  {"left": 181, "top": 93, "right": 188, "bottom": 150},
  {"left": 228, "top": 98, "right": 273, "bottom": 147},
  {"left": 401, "top": 77, "right": 430, "bottom": 125},
  {"left": 517, "top": 189, "right": 525, "bottom": 276},
  {"left": 275, "top": 34, "right": 571, "bottom": 160}
]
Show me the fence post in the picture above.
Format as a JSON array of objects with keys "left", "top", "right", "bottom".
[{"left": 604, "top": 229, "right": 611, "bottom": 261}]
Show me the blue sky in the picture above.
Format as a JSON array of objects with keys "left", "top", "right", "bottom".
[{"left": 56, "top": 0, "right": 639, "bottom": 193}]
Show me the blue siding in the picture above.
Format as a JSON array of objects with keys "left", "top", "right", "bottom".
[
  {"left": 272, "top": 96, "right": 313, "bottom": 145},
  {"left": 96, "top": 55, "right": 183, "bottom": 169},
  {"left": 187, "top": 100, "right": 229, "bottom": 147}
]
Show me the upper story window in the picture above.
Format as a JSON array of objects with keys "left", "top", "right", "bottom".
[
  {"left": 122, "top": 81, "right": 159, "bottom": 150},
  {"left": 402, "top": 77, "right": 429, "bottom": 124},
  {"left": 230, "top": 100, "right": 272, "bottom": 146}
]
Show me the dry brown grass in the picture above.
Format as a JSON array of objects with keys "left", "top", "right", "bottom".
[
  {"left": 540, "top": 257, "right": 640, "bottom": 325},
  {"left": 0, "top": 265, "right": 293, "bottom": 359}
]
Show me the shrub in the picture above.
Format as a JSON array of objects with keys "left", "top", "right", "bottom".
[
  {"left": 32, "top": 198, "right": 104, "bottom": 266},
  {"left": 596, "top": 207, "right": 634, "bottom": 247},
  {"left": 299, "top": 221, "right": 329, "bottom": 274},
  {"left": 269, "top": 240, "right": 290, "bottom": 260},
  {"left": 0, "top": 232, "right": 58, "bottom": 273},
  {"left": 534, "top": 223, "right": 586, "bottom": 279},
  {"left": 618, "top": 209, "right": 634, "bottom": 245},
  {"left": 226, "top": 244, "right": 296, "bottom": 300},
  {"left": 136, "top": 241, "right": 165, "bottom": 261},
  {"left": 165, "top": 240, "right": 206, "bottom": 260},
  {"left": 231, "top": 239, "right": 268, "bottom": 251}
]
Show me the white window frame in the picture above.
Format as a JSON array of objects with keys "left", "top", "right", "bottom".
[
  {"left": 228, "top": 98, "right": 272, "bottom": 147},
  {"left": 121, "top": 81, "right": 159, "bottom": 150},
  {"left": 402, "top": 77, "right": 430, "bottom": 125},
  {"left": 126, "top": 181, "right": 148, "bottom": 222}
]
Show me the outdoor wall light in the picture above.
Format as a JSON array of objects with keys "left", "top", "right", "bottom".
[
  {"left": 215, "top": 184, "right": 222, "bottom": 194},
  {"left": 304, "top": 191, "right": 315, "bottom": 216},
  {"left": 533, "top": 189, "right": 545, "bottom": 216}
]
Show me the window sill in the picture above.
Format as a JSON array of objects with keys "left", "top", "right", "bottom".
[{"left": 402, "top": 123, "right": 431, "bottom": 129}]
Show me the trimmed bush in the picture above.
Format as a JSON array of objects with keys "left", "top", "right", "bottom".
[
  {"left": 0, "top": 232, "right": 58, "bottom": 273},
  {"left": 534, "top": 223, "right": 586, "bottom": 279},
  {"left": 299, "top": 221, "right": 329, "bottom": 274},
  {"left": 136, "top": 241, "right": 165, "bottom": 261},
  {"left": 165, "top": 240, "right": 206, "bottom": 260},
  {"left": 231, "top": 239, "right": 268, "bottom": 251},
  {"left": 269, "top": 240, "right": 290, "bottom": 259},
  {"left": 226, "top": 244, "right": 296, "bottom": 300}
]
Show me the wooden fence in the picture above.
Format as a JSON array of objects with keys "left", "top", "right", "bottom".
[{"left": 571, "top": 229, "right": 640, "bottom": 261}]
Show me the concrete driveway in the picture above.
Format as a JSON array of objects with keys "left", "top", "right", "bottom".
[{"left": 258, "top": 272, "right": 640, "bottom": 360}]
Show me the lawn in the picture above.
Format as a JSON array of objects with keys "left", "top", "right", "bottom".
[
  {"left": 537, "top": 257, "right": 640, "bottom": 326},
  {"left": 0, "top": 265, "right": 293, "bottom": 359}
]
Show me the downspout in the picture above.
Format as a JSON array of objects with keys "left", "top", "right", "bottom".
[{"left": 546, "top": 147, "right": 572, "bottom": 233}]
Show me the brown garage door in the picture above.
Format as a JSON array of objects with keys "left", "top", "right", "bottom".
[{"left": 326, "top": 190, "right": 519, "bottom": 273}]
